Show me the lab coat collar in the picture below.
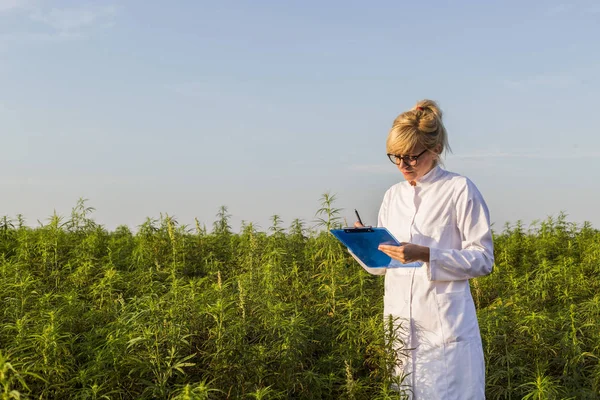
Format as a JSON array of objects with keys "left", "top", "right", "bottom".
[{"left": 415, "top": 165, "right": 445, "bottom": 187}]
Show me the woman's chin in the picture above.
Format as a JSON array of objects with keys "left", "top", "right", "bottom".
[{"left": 402, "top": 171, "right": 416, "bottom": 180}]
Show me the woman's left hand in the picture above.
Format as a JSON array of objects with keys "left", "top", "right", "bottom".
[{"left": 378, "top": 243, "right": 430, "bottom": 263}]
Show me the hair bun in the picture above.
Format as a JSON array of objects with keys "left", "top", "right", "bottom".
[
  {"left": 413, "top": 99, "right": 443, "bottom": 133},
  {"left": 414, "top": 99, "right": 443, "bottom": 120}
]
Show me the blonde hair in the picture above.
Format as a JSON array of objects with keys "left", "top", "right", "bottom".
[{"left": 386, "top": 99, "right": 451, "bottom": 164}]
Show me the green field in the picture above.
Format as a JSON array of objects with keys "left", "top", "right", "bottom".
[{"left": 1, "top": 197, "right": 599, "bottom": 399}]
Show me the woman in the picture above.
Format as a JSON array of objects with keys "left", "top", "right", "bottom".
[{"left": 354, "top": 99, "right": 494, "bottom": 399}]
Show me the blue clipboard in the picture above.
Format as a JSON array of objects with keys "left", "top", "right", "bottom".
[{"left": 330, "top": 227, "right": 422, "bottom": 269}]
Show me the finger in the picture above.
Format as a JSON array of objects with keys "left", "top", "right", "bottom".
[
  {"left": 380, "top": 250, "right": 406, "bottom": 263},
  {"left": 379, "top": 245, "right": 398, "bottom": 253},
  {"left": 354, "top": 221, "right": 364, "bottom": 228},
  {"left": 380, "top": 248, "right": 403, "bottom": 259},
  {"left": 378, "top": 248, "right": 394, "bottom": 257},
  {"left": 378, "top": 244, "right": 400, "bottom": 250},
  {"left": 379, "top": 248, "right": 393, "bottom": 256}
]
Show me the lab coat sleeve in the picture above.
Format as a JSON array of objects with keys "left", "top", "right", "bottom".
[
  {"left": 428, "top": 179, "right": 494, "bottom": 281},
  {"left": 350, "top": 190, "right": 389, "bottom": 276}
]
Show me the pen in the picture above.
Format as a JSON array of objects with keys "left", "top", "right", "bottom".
[{"left": 354, "top": 209, "right": 364, "bottom": 226}]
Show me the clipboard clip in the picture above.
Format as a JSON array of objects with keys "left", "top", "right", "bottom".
[{"left": 343, "top": 226, "right": 374, "bottom": 233}]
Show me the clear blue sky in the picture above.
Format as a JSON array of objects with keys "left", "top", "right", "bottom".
[{"left": 2, "top": 0, "right": 599, "bottom": 232}]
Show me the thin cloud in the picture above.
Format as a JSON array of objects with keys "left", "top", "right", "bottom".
[
  {"left": 0, "top": 3, "right": 117, "bottom": 46},
  {"left": 29, "top": 5, "right": 117, "bottom": 33},
  {"left": 544, "top": 2, "right": 600, "bottom": 15},
  {"left": 0, "top": 0, "right": 26, "bottom": 13},
  {"left": 164, "top": 82, "right": 207, "bottom": 97},
  {"left": 0, "top": 174, "right": 156, "bottom": 186},
  {"left": 450, "top": 151, "right": 600, "bottom": 160},
  {"left": 0, "top": 30, "right": 83, "bottom": 45},
  {"left": 348, "top": 151, "right": 600, "bottom": 173},
  {"left": 504, "top": 74, "right": 580, "bottom": 89},
  {"left": 545, "top": 4, "right": 574, "bottom": 16},
  {"left": 347, "top": 164, "right": 392, "bottom": 174}
]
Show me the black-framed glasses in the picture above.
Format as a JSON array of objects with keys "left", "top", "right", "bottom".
[{"left": 387, "top": 149, "right": 429, "bottom": 166}]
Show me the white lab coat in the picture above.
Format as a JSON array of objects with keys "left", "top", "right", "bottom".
[{"left": 355, "top": 166, "right": 493, "bottom": 399}]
